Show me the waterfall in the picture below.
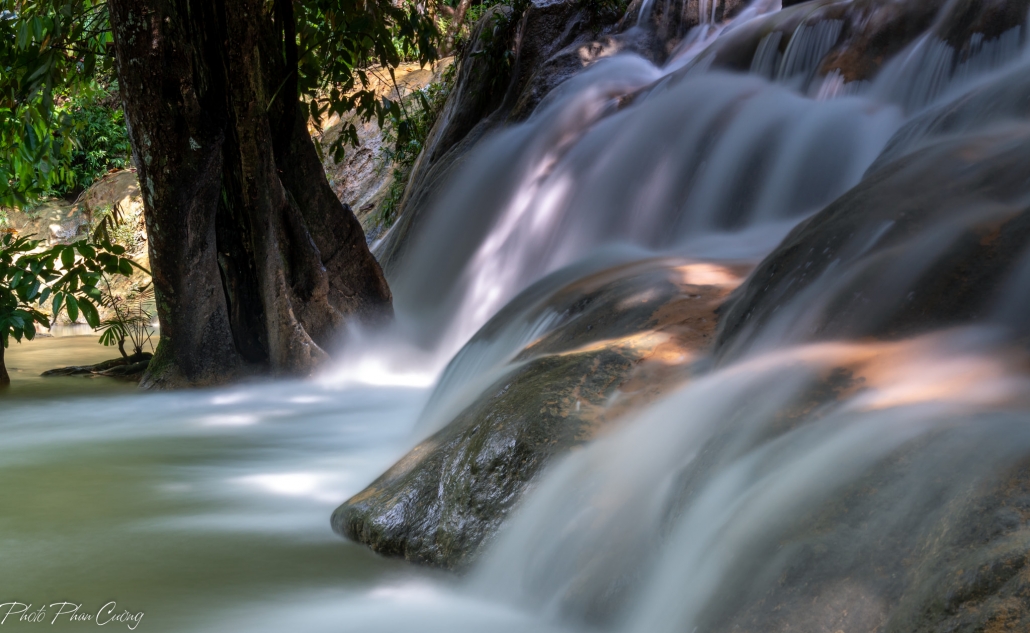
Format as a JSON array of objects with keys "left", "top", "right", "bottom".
[
  {"left": 13, "top": 1, "right": 1030, "bottom": 631},
  {"left": 325, "top": 0, "right": 1030, "bottom": 630},
  {"left": 332, "top": 3, "right": 904, "bottom": 385}
]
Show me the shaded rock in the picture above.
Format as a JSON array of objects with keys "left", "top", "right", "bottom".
[
  {"left": 676, "top": 0, "right": 946, "bottom": 86},
  {"left": 374, "top": 6, "right": 515, "bottom": 273},
  {"left": 871, "top": 57, "right": 1030, "bottom": 169},
  {"left": 619, "top": 0, "right": 748, "bottom": 58},
  {"left": 504, "top": 0, "right": 645, "bottom": 122},
  {"left": 693, "top": 407, "right": 1030, "bottom": 633},
  {"left": 935, "top": 0, "right": 1030, "bottom": 46},
  {"left": 449, "top": 327, "right": 1030, "bottom": 629},
  {"left": 333, "top": 259, "right": 749, "bottom": 569},
  {"left": 716, "top": 124, "right": 1030, "bottom": 361}
]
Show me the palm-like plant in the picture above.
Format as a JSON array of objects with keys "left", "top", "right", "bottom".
[{"left": 96, "top": 278, "right": 154, "bottom": 359}]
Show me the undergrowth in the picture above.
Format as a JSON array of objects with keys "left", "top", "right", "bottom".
[
  {"left": 44, "top": 82, "right": 132, "bottom": 200},
  {"left": 373, "top": 64, "right": 456, "bottom": 230}
]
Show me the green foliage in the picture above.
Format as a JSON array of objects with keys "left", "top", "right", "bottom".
[
  {"left": 89, "top": 200, "right": 139, "bottom": 250},
  {"left": 49, "top": 89, "right": 130, "bottom": 196},
  {"left": 374, "top": 68, "right": 454, "bottom": 228},
  {"left": 3, "top": 0, "right": 442, "bottom": 204},
  {"left": 0, "top": 230, "right": 140, "bottom": 349},
  {"left": 0, "top": 233, "right": 51, "bottom": 346},
  {"left": 588, "top": 0, "right": 631, "bottom": 22},
  {"left": 0, "top": 0, "right": 115, "bottom": 207},
  {"left": 96, "top": 278, "right": 153, "bottom": 358},
  {"left": 452, "top": 0, "right": 505, "bottom": 54},
  {"left": 294, "top": 0, "right": 441, "bottom": 162}
]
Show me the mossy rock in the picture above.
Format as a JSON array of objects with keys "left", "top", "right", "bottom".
[{"left": 334, "top": 258, "right": 747, "bottom": 569}]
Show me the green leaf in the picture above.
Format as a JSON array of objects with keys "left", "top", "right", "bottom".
[
  {"left": 78, "top": 297, "right": 100, "bottom": 328},
  {"left": 65, "top": 295, "right": 79, "bottom": 322},
  {"left": 60, "top": 245, "right": 74, "bottom": 269},
  {"left": 25, "top": 279, "right": 41, "bottom": 301},
  {"left": 118, "top": 259, "right": 133, "bottom": 277},
  {"left": 98, "top": 328, "right": 117, "bottom": 346}
]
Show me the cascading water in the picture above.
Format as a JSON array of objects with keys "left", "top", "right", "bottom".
[
  {"left": 7, "top": 0, "right": 1030, "bottom": 631},
  {"left": 328, "top": 0, "right": 903, "bottom": 387}
]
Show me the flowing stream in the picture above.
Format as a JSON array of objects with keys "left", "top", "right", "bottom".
[{"left": 6, "top": 0, "right": 1030, "bottom": 631}]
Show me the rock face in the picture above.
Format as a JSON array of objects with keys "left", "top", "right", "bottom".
[
  {"left": 373, "top": 6, "right": 516, "bottom": 272},
  {"left": 375, "top": 0, "right": 642, "bottom": 274},
  {"left": 5, "top": 169, "right": 145, "bottom": 246},
  {"left": 676, "top": 0, "right": 944, "bottom": 85},
  {"left": 333, "top": 259, "right": 749, "bottom": 568},
  {"left": 681, "top": 354, "right": 1030, "bottom": 633},
  {"left": 377, "top": 0, "right": 1030, "bottom": 274}
]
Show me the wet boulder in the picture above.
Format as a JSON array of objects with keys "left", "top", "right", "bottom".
[
  {"left": 333, "top": 258, "right": 749, "bottom": 568},
  {"left": 871, "top": 56, "right": 1030, "bottom": 168},
  {"left": 716, "top": 125, "right": 1030, "bottom": 361},
  {"left": 693, "top": 401, "right": 1030, "bottom": 633}
]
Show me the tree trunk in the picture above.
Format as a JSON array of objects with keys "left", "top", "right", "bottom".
[
  {"left": 107, "top": 0, "right": 392, "bottom": 388},
  {"left": 0, "top": 344, "right": 9, "bottom": 388}
]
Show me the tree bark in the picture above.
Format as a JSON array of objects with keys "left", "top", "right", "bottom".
[
  {"left": 0, "top": 343, "right": 9, "bottom": 388},
  {"left": 107, "top": 0, "right": 392, "bottom": 388}
]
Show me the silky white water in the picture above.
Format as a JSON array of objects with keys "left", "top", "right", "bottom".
[{"left": 6, "top": 0, "right": 1030, "bottom": 631}]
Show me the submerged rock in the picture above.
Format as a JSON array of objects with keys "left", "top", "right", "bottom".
[
  {"left": 686, "top": 376, "right": 1030, "bottom": 633},
  {"left": 333, "top": 259, "right": 749, "bottom": 568}
]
